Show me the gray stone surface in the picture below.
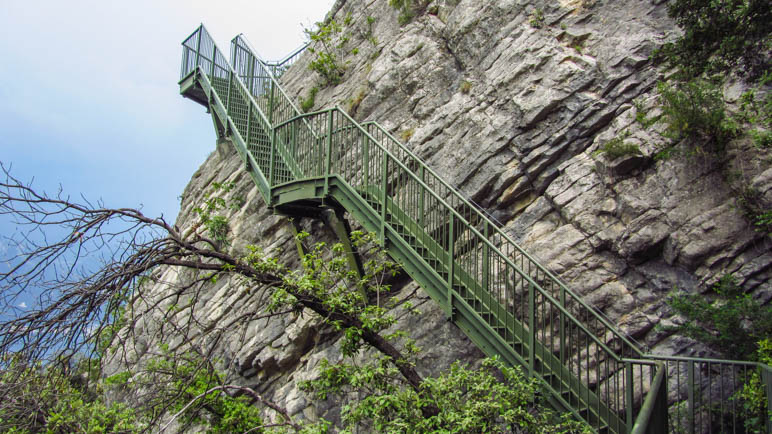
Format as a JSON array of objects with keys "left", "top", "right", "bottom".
[{"left": 124, "top": 0, "right": 770, "bottom": 426}]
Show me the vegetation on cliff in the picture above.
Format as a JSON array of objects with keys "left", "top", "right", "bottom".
[{"left": 0, "top": 170, "right": 586, "bottom": 432}]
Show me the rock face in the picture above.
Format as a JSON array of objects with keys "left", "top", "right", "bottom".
[{"left": 133, "top": 0, "right": 770, "bottom": 425}]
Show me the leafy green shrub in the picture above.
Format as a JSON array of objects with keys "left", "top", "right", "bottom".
[
  {"left": 665, "top": 274, "right": 772, "bottom": 361},
  {"left": 654, "top": 0, "right": 772, "bottom": 79},
  {"left": 594, "top": 135, "right": 642, "bottom": 159},
  {"left": 301, "top": 86, "right": 319, "bottom": 112},
  {"left": 736, "top": 186, "right": 772, "bottom": 235},
  {"left": 143, "top": 353, "right": 265, "bottom": 433},
  {"left": 365, "top": 16, "right": 378, "bottom": 45},
  {"left": 193, "top": 181, "right": 241, "bottom": 245},
  {"left": 303, "top": 356, "right": 590, "bottom": 433},
  {"left": 736, "top": 88, "right": 772, "bottom": 148},
  {"left": 388, "top": 0, "right": 435, "bottom": 25},
  {"left": 653, "top": 146, "right": 678, "bottom": 161},
  {"left": 732, "top": 340, "right": 772, "bottom": 432},
  {"left": 657, "top": 79, "right": 738, "bottom": 151},
  {"left": 305, "top": 19, "right": 347, "bottom": 86},
  {"left": 459, "top": 80, "right": 472, "bottom": 94},
  {"left": 633, "top": 98, "right": 660, "bottom": 129},
  {"left": 0, "top": 356, "right": 142, "bottom": 433},
  {"left": 389, "top": 0, "right": 417, "bottom": 25},
  {"left": 754, "top": 210, "right": 772, "bottom": 230},
  {"left": 206, "top": 215, "right": 229, "bottom": 243},
  {"left": 529, "top": 8, "right": 545, "bottom": 28},
  {"left": 308, "top": 49, "right": 344, "bottom": 86},
  {"left": 750, "top": 129, "right": 772, "bottom": 148}
]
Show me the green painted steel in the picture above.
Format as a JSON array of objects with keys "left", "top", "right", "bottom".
[{"left": 180, "top": 25, "right": 772, "bottom": 433}]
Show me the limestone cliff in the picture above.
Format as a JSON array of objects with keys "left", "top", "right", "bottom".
[{"left": 131, "top": 0, "right": 770, "bottom": 425}]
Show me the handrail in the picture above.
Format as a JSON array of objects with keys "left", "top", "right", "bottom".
[
  {"left": 273, "top": 104, "right": 641, "bottom": 431},
  {"left": 266, "top": 43, "right": 308, "bottom": 67},
  {"left": 362, "top": 121, "right": 645, "bottom": 357},
  {"left": 231, "top": 33, "right": 307, "bottom": 77},
  {"left": 231, "top": 35, "right": 305, "bottom": 119},
  {"left": 644, "top": 354, "right": 763, "bottom": 366},
  {"left": 332, "top": 106, "right": 626, "bottom": 360},
  {"left": 180, "top": 24, "right": 295, "bottom": 194},
  {"left": 342, "top": 107, "right": 632, "bottom": 361},
  {"left": 630, "top": 362, "right": 666, "bottom": 434}
]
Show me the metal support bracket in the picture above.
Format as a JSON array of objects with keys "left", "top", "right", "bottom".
[
  {"left": 210, "top": 107, "right": 227, "bottom": 140},
  {"left": 288, "top": 217, "right": 308, "bottom": 260},
  {"left": 321, "top": 207, "right": 366, "bottom": 281}
]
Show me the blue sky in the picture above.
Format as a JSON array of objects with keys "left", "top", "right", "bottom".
[{"left": 0, "top": 0, "right": 334, "bottom": 221}]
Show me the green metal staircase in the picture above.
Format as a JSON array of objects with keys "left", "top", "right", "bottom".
[{"left": 179, "top": 25, "right": 771, "bottom": 433}]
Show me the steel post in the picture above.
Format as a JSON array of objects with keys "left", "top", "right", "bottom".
[
  {"left": 210, "top": 46, "right": 216, "bottom": 77},
  {"left": 528, "top": 282, "right": 535, "bottom": 377},
  {"left": 447, "top": 213, "right": 455, "bottom": 318},
  {"left": 626, "top": 361, "right": 635, "bottom": 432},
  {"left": 269, "top": 79, "right": 276, "bottom": 123},
  {"left": 419, "top": 166, "right": 425, "bottom": 228},
  {"left": 363, "top": 133, "right": 369, "bottom": 187},
  {"left": 380, "top": 151, "right": 387, "bottom": 244},
  {"left": 269, "top": 127, "right": 276, "bottom": 189},
  {"left": 194, "top": 25, "right": 202, "bottom": 70},
  {"left": 688, "top": 361, "right": 695, "bottom": 434},
  {"left": 324, "top": 110, "right": 333, "bottom": 196}
]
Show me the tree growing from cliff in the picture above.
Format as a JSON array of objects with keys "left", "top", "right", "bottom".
[
  {"left": 0, "top": 166, "right": 585, "bottom": 432},
  {"left": 655, "top": 0, "right": 771, "bottom": 80}
]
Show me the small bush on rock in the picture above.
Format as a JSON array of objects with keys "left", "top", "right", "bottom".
[{"left": 657, "top": 79, "right": 738, "bottom": 151}]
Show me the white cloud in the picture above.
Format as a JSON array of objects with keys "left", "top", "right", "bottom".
[{"left": 17, "top": 302, "right": 27, "bottom": 309}]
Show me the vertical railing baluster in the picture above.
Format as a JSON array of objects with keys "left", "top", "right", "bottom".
[
  {"left": 688, "top": 360, "right": 695, "bottom": 434},
  {"left": 482, "top": 222, "right": 489, "bottom": 291},
  {"left": 269, "top": 79, "right": 276, "bottom": 123},
  {"left": 210, "top": 46, "right": 217, "bottom": 77},
  {"left": 290, "top": 119, "right": 296, "bottom": 165},
  {"left": 447, "top": 212, "right": 455, "bottom": 317},
  {"left": 380, "top": 150, "right": 387, "bottom": 243},
  {"left": 419, "top": 166, "right": 425, "bottom": 228},
  {"left": 246, "top": 104, "right": 252, "bottom": 158},
  {"left": 194, "top": 25, "right": 202, "bottom": 71},
  {"left": 626, "top": 361, "right": 634, "bottom": 432},
  {"left": 269, "top": 126, "right": 276, "bottom": 191},
  {"left": 247, "top": 51, "right": 255, "bottom": 99},
  {"left": 761, "top": 365, "right": 772, "bottom": 434},
  {"left": 528, "top": 282, "right": 535, "bottom": 377},
  {"left": 182, "top": 46, "right": 190, "bottom": 78},
  {"left": 324, "top": 110, "right": 333, "bottom": 195}
]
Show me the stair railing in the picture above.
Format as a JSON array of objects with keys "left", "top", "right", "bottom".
[
  {"left": 638, "top": 355, "right": 772, "bottom": 433},
  {"left": 361, "top": 122, "right": 645, "bottom": 358},
  {"left": 273, "top": 106, "right": 660, "bottom": 432},
  {"left": 231, "top": 32, "right": 645, "bottom": 359},
  {"left": 264, "top": 43, "right": 308, "bottom": 78},
  {"left": 181, "top": 26, "right": 772, "bottom": 433},
  {"left": 181, "top": 24, "right": 283, "bottom": 198}
]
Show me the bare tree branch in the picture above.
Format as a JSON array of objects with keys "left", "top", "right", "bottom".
[{"left": 0, "top": 162, "right": 437, "bottom": 429}]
